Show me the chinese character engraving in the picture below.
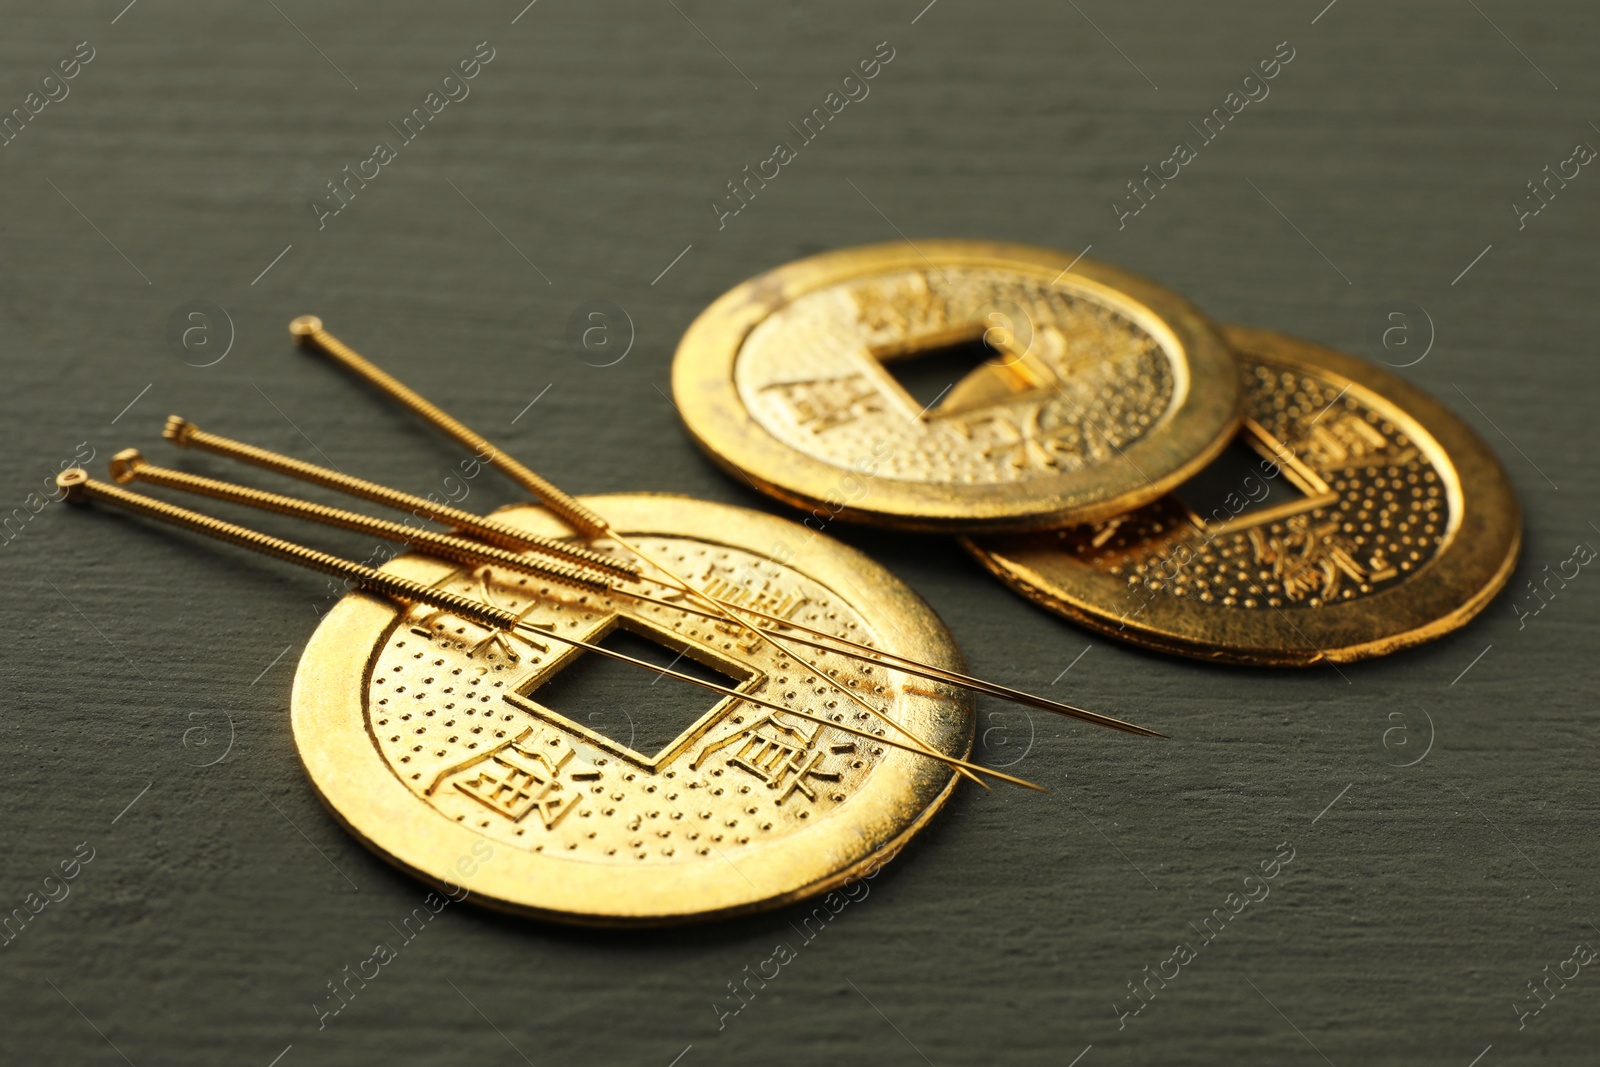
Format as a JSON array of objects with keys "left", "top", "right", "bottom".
[
  {"left": 429, "top": 727, "right": 600, "bottom": 829},
  {"left": 691, "top": 713, "right": 853, "bottom": 803},
  {"left": 947, "top": 402, "right": 1091, "bottom": 470},
  {"left": 761, "top": 374, "right": 887, "bottom": 433},
  {"left": 1248, "top": 516, "right": 1368, "bottom": 601},
  {"left": 698, "top": 574, "right": 809, "bottom": 653},
  {"left": 1299, "top": 412, "right": 1416, "bottom": 472}
]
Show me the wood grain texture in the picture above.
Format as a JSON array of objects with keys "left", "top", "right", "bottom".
[{"left": 1, "top": 1, "right": 1595, "bottom": 1063}]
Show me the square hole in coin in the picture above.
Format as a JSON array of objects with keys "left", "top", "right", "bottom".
[
  {"left": 1172, "top": 423, "right": 1333, "bottom": 531},
  {"left": 520, "top": 625, "right": 746, "bottom": 761},
  {"left": 874, "top": 331, "right": 1014, "bottom": 413}
]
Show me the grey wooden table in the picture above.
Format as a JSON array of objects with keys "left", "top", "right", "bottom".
[{"left": 3, "top": 2, "right": 1596, "bottom": 1064}]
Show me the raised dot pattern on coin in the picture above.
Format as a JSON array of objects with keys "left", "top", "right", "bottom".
[
  {"left": 736, "top": 267, "right": 1175, "bottom": 484},
  {"left": 366, "top": 540, "right": 892, "bottom": 864},
  {"left": 1080, "top": 361, "right": 1449, "bottom": 610}
]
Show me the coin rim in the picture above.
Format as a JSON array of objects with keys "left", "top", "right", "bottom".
[
  {"left": 961, "top": 326, "right": 1522, "bottom": 666},
  {"left": 671, "top": 240, "right": 1241, "bottom": 533},
  {"left": 291, "top": 493, "right": 974, "bottom": 925}
]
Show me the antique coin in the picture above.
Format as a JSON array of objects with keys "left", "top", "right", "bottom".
[
  {"left": 672, "top": 241, "right": 1241, "bottom": 532},
  {"left": 962, "top": 326, "right": 1521, "bottom": 665},
  {"left": 292, "top": 493, "right": 974, "bottom": 924}
]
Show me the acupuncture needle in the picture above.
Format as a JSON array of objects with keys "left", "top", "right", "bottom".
[{"left": 55, "top": 467, "right": 1043, "bottom": 792}]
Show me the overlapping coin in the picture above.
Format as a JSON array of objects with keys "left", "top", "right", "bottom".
[
  {"left": 673, "top": 241, "right": 1241, "bottom": 532},
  {"left": 961, "top": 327, "right": 1521, "bottom": 665}
]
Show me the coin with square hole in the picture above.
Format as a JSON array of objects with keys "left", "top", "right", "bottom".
[
  {"left": 672, "top": 241, "right": 1241, "bottom": 532},
  {"left": 292, "top": 494, "right": 974, "bottom": 924}
]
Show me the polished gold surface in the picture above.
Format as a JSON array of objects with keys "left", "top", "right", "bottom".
[
  {"left": 672, "top": 240, "right": 1241, "bottom": 532},
  {"left": 294, "top": 494, "right": 976, "bottom": 924},
  {"left": 962, "top": 326, "right": 1521, "bottom": 665}
]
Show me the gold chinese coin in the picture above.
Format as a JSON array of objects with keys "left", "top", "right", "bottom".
[
  {"left": 961, "top": 326, "right": 1521, "bottom": 665},
  {"left": 292, "top": 493, "right": 973, "bottom": 924},
  {"left": 672, "top": 240, "right": 1241, "bottom": 532}
]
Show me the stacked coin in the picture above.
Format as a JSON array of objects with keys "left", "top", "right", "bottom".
[{"left": 672, "top": 241, "right": 1521, "bottom": 666}]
